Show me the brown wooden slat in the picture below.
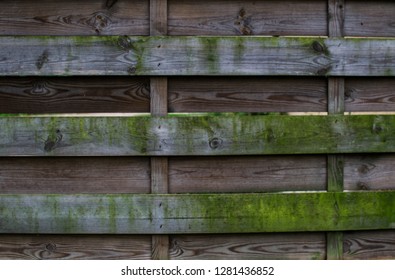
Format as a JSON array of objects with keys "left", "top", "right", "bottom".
[
  {"left": 0, "top": 157, "right": 150, "bottom": 194},
  {"left": 0, "top": 77, "right": 150, "bottom": 114},
  {"left": 345, "top": 78, "right": 395, "bottom": 112},
  {"left": 169, "top": 77, "right": 327, "bottom": 112},
  {"left": 344, "top": 155, "right": 395, "bottom": 191},
  {"left": 150, "top": 0, "right": 169, "bottom": 261},
  {"left": 168, "top": 0, "right": 327, "bottom": 36},
  {"left": 169, "top": 156, "right": 326, "bottom": 193},
  {"left": 0, "top": 235, "right": 151, "bottom": 260},
  {"left": 0, "top": 0, "right": 149, "bottom": 35},
  {"left": 343, "top": 230, "right": 395, "bottom": 260},
  {"left": 169, "top": 234, "right": 326, "bottom": 260},
  {"left": 345, "top": 1, "right": 395, "bottom": 37}
]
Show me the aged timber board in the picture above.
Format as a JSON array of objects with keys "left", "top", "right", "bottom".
[
  {"left": 0, "top": 192, "right": 394, "bottom": 234},
  {"left": 0, "top": 36, "right": 393, "bottom": 76},
  {"left": 1, "top": 114, "right": 395, "bottom": 156}
]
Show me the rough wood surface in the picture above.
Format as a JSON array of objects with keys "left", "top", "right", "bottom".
[
  {"left": 344, "top": 155, "right": 395, "bottom": 191},
  {"left": 170, "top": 233, "right": 326, "bottom": 260},
  {"left": 0, "top": 157, "right": 150, "bottom": 194},
  {"left": 0, "top": 77, "right": 150, "bottom": 113},
  {"left": 169, "top": 77, "right": 327, "bottom": 112},
  {"left": 2, "top": 114, "right": 395, "bottom": 156},
  {"left": 344, "top": 1, "right": 395, "bottom": 37},
  {"left": 150, "top": 0, "right": 169, "bottom": 260},
  {"left": 0, "top": 192, "right": 394, "bottom": 234},
  {"left": 168, "top": 0, "right": 327, "bottom": 36},
  {"left": 343, "top": 230, "right": 395, "bottom": 260},
  {"left": 169, "top": 156, "right": 326, "bottom": 193},
  {"left": 0, "top": 0, "right": 149, "bottom": 35},
  {"left": 0, "top": 36, "right": 393, "bottom": 76},
  {"left": 345, "top": 78, "right": 395, "bottom": 112},
  {"left": 0, "top": 235, "right": 151, "bottom": 260}
]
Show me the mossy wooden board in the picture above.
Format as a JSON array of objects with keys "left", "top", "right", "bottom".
[
  {"left": 0, "top": 36, "right": 393, "bottom": 76},
  {"left": 0, "top": 192, "right": 394, "bottom": 234},
  {"left": 1, "top": 114, "right": 395, "bottom": 156}
]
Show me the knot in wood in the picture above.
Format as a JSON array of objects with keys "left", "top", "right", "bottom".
[
  {"left": 88, "top": 12, "right": 111, "bottom": 33},
  {"left": 118, "top": 36, "right": 133, "bottom": 50},
  {"left": 209, "top": 137, "right": 223, "bottom": 149},
  {"left": 372, "top": 123, "right": 383, "bottom": 134},
  {"left": 45, "top": 243, "right": 56, "bottom": 252},
  {"left": 312, "top": 41, "right": 325, "bottom": 54}
]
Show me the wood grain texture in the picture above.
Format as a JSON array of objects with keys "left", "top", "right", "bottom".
[
  {"left": 328, "top": 0, "right": 344, "bottom": 37},
  {"left": 2, "top": 114, "right": 395, "bottom": 156},
  {"left": 150, "top": 0, "right": 169, "bottom": 260},
  {"left": 168, "top": 0, "right": 327, "bottom": 36},
  {"left": 345, "top": 78, "right": 395, "bottom": 112},
  {"left": 345, "top": 1, "right": 395, "bottom": 37},
  {"left": 0, "top": 77, "right": 150, "bottom": 113},
  {"left": 327, "top": 0, "right": 345, "bottom": 260},
  {"left": 0, "top": 157, "right": 150, "bottom": 194},
  {"left": 150, "top": 0, "right": 167, "bottom": 36},
  {"left": 343, "top": 230, "right": 395, "bottom": 260},
  {"left": 0, "top": 192, "right": 394, "bottom": 234},
  {"left": 326, "top": 232, "right": 343, "bottom": 260},
  {"left": 0, "top": 235, "right": 151, "bottom": 260},
  {"left": 0, "top": 36, "right": 393, "bottom": 76},
  {"left": 170, "top": 234, "right": 326, "bottom": 260},
  {"left": 169, "top": 156, "right": 326, "bottom": 193},
  {"left": 150, "top": 77, "right": 168, "bottom": 116},
  {"left": 344, "top": 155, "right": 395, "bottom": 191},
  {"left": 0, "top": 0, "right": 149, "bottom": 35},
  {"left": 169, "top": 77, "right": 327, "bottom": 112}
]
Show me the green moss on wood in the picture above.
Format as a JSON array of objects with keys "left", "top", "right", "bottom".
[{"left": 0, "top": 192, "right": 394, "bottom": 234}]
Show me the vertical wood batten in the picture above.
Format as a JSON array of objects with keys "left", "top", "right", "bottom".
[
  {"left": 150, "top": 0, "right": 169, "bottom": 260},
  {"left": 327, "top": 0, "right": 345, "bottom": 260}
]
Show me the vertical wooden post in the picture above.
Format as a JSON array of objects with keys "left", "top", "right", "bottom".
[
  {"left": 150, "top": 0, "right": 169, "bottom": 260},
  {"left": 327, "top": 0, "right": 345, "bottom": 260}
]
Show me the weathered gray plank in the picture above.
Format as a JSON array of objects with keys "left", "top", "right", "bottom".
[
  {"left": 0, "top": 157, "right": 150, "bottom": 194},
  {"left": 169, "top": 156, "right": 326, "bottom": 193},
  {"left": 169, "top": 77, "right": 327, "bottom": 112},
  {"left": 0, "top": 0, "right": 149, "bottom": 35},
  {"left": 343, "top": 230, "right": 395, "bottom": 260},
  {"left": 344, "top": 155, "right": 395, "bottom": 191},
  {"left": 0, "top": 77, "right": 150, "bottom": 113},
  {"left": 345, "top": 78, "right": 395, "bottom": 112},
  {"left": 0, "top": 36, "right": 393, "bottom": 76},
  {"left": 2, "top": 114, "right": 395, "bottom": 156},
  {"left": 168, "top": 0, "right": 327, "bottom": 36},
  {"left": 0, "top": 192, "right": 394, "bottom": 234},
  {"left": 0, "top": 235, "right": 151, "bottom": 260},
  {"left": 345, "top": 1, "right": 395, "bottom": 37},
  {"left": 170, "top": 234, "right": 326, "bottom": 260}
]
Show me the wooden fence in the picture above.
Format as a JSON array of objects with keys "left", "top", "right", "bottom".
[{"left": 0, "top": 0, "right": 394, "bottom": 260}]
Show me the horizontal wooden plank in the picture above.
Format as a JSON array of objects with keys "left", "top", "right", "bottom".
[
  {"left": 0, "top": 192, "right": 394, "bottom": 234},
  {"left": 345, "top": 78, "right": 395, "bottom": 112},
  {"left": 0, "top": 0, "right": 149, "bottom": 35},
  {"left": 169, "top": 156, "right": 326, "bottom": 193},
  {"left": 1, "top": 114, "right": 395, "bottom": 156},
  {"left": 169, "top": 77, "right": 327, "bottom": 112},
  {"left": 0, "top": 77, "right": 150, "bottom": 113},
  {"left": 344, "top": 1, "right": 395, "bottom": 37},
  {"left": 168, "top": 0, "right": 327, "bottom": 36},
  {"left": 0, "top": 36, "right": 393, "bottom": 76},
  {"left": 170, "top": 233, "right": 326, "bottom": 260},
  {"left": 343, "top": 230, "right": 395, "bottom": 260},
  {"left": 0, "top": 157, "right": 150, "bottom": 194},
  {"left": 0, "top": 235, "right": 151, "bottom": 260},
  {"left": 344, "top": 155, "right": 395, "bottom": 191}
]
